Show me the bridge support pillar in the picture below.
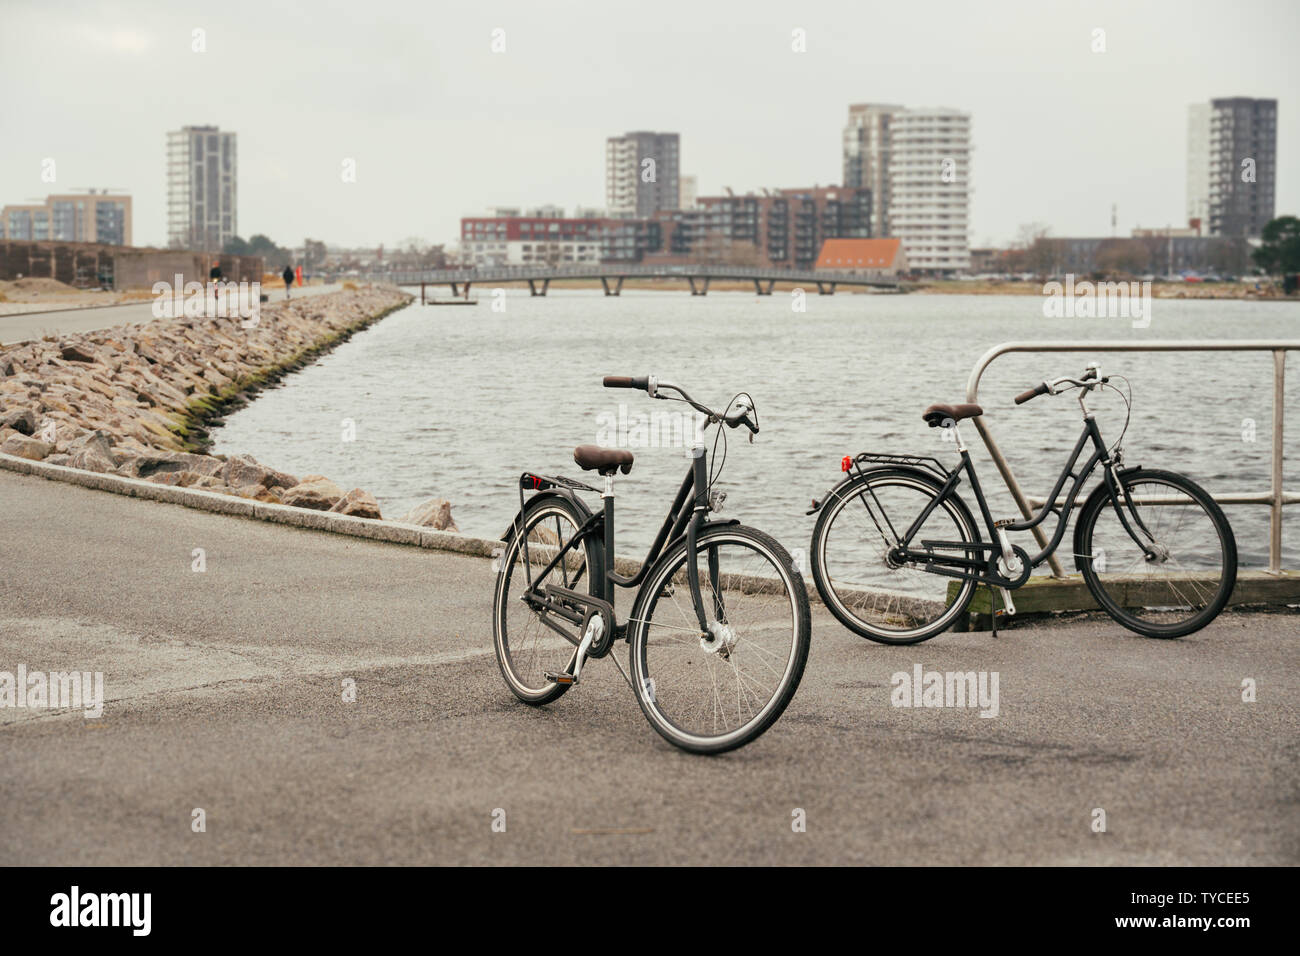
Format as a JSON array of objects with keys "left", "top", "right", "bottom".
[
  {"left": 450, "top": 282, "right": 459, "bottom": 297},
  {"left": 753, "top": 280, "right": 774, "bottom": 295},
  {"left": 463, "top": 282, "right": 472, "bottom": 299},
  {"left": 816, "top": 281, "right": 836, "bottom": 295},
  {"left": 601, "top": 277, "right": 624, "bottom": 296},
  {"left": 528, "top": 279, "right": 550, "bottom": 296},
  {"left": 689, "top": 277, "right": 710, "bottom": 296},
  {"left": 421, "top": 282, "right": 426, "bottom": 305}
]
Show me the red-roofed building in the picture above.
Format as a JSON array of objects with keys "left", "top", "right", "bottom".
[{"left": 815, "top": 238, "right": 907, "bottom": 276}]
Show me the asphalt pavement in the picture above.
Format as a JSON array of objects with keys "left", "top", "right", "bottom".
[{"left": 1, "top": 469, "right": 1295, "bottom": 865}]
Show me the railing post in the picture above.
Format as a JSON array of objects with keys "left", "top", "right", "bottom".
[{"left": 1271, "top": 349, "right": 1286, "bottom": 574}]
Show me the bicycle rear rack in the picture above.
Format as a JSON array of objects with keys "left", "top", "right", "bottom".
[
  {"left": 848, "top": 451, "right": 951, "bottom": 481},
  {"left": 520, "top": 472, "right": 600, "bottom": 495}
]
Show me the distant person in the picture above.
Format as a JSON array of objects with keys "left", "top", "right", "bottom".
[{"left": 282, "top": 264, "right": 295, "bottom": 300}]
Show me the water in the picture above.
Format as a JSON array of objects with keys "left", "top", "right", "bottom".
[{"left": 213, "top": 290, "right": 1300, "bottom": 571}]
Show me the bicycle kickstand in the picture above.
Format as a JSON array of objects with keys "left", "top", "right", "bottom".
[{"left": 991, "top": 585, "right": 1016, "bottom": 639}]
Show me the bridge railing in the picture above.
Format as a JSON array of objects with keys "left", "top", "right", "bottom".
[
  {"left": 366, "top": 263, "right": 899, "bottom": 285},
  {"left": 966, "top": 340, "right": 1298, "bottom": 576}
]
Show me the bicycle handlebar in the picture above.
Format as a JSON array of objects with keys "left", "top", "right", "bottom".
[
  {"left": 602, "top": 376, "right": 758, "bottom": 434},
  {"left": 1015, "top": 363, "right": 1108, "bottom": 405},
  {"left": 603, "top": 375, "right": 650, "bottom": 391},
  {"left": 1014, "top": 382, "right": 1050, "bottom": 405}
]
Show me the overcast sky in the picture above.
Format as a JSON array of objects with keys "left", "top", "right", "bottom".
[{"left": 2, "top": 0, "right": 1295, "bottom": 250}]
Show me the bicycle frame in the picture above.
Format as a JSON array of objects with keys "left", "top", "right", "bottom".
[
  {"left": 876, "top": 415, "right": 1150, "bottom": 588},
  {"left": 515, "top": 441, "right": 719, "bottom": 651}
]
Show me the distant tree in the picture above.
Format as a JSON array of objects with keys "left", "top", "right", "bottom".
[
  {"left": 422, "top": 244, "right": 451, "bottom": 269},
  {"left": 1011, "top": 223, "right": 1055, "bottom": 277},
  {"left": 1015, "top": 222, "right": 1051, "bottom": 249},
  {"left": 1252, "top": 216, "right": 1300, "bottom": 275},
  {"left": 222, "top": 235, "right": 250, "bottom": 255},
  {"left": 303, "top": 238, "right": 328, "bottom": 271},
  {"left": 723, "top": 240, "right": 761, "bottom": 267},
  {"left": 246, "top": 234, "right": 279, "bottom": 254},
  {"left": 1026, "top": 237, "right": 1061, "bottom": 278},
  {"left": 1093, "top": 239, "right": 1151, "bottom": 277},
  {"left": 693, "top": 230, "right": 736, "bottom": 264},
  {"left": 1207, "top": 238, "right": 1250, "bottom": 276}
]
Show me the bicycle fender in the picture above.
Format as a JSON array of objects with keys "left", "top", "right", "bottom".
[
  {"left": 501, "top": 488, "right": 595, "bottom": 542},
  {"left": 662, "top": 518, "right": 740, "bottom": 555},
  {"left": 807, "top": 464, "right": 944, "bottom": 515}
]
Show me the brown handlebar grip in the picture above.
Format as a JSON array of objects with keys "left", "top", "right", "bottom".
[
  {"left": 1014, "top": 383, "right": 1049, "bottom": 405},
  {"left": 603, "top": 375, "right": 648, "bottom": 389}
]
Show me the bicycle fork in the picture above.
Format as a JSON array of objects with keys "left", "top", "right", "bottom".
[{"left": 683, "top": 445, "right": 728, "bottom": 649}]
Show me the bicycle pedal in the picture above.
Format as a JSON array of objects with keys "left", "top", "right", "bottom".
[{"left": 545, "top": 671, "right": 576, "bottom": 685}]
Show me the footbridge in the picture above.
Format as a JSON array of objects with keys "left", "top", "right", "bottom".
[{"left": 375, "top": 263, "right": 905, "bottom": 297}]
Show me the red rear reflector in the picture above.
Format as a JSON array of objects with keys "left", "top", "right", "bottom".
[{"left": 841, "top": 455, "right": 852, "bottom": 472}]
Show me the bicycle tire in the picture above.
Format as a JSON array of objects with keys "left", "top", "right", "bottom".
[
  {"left": 1076, "top": 468, "right": 1237, "bottom": 638},
  {"left": 628, "top": 524, "right": 811, "bottom": 754}
]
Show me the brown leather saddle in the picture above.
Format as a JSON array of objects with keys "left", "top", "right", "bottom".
[
  {"left": 573, "top": 444, "right": 634, "bottom": 476},
  {"left": 922, "top": 403, "right": 983, "bottom": 427}
]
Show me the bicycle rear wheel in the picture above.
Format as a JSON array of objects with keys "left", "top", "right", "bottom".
[
  {"left": 628, "top": 525, "right": 810, "bottom": 754},
  {"left": 811, "top": 467, "right": 980, "bottom": 644},
  {"left": 1077, "top": 468, "right": 1236, "bottom": 638},
  {"left": 493, "top": 496, "right": 601, "bottom": 704}
]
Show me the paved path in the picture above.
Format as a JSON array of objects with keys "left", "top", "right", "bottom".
[
  {"left": 1, "top": 469, "right": 1296, "bottom": 865},
  {"left": 0, "top": 283, "right": 341, "bottom": 343}
]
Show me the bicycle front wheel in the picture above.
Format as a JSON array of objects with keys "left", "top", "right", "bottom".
[
  {"left": 628, "top": 525, "right": 810, "bottom": 754},
  {"left": 1077, "top": 468, "right": 1237, "bottom": 638}
]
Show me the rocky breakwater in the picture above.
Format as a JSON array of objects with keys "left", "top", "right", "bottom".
[{"left": 0, "top": 286, "right": 458, "bottom": 531}]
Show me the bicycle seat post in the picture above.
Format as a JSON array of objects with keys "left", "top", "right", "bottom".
[
  {"left": 602, "top": 472, "right": 616, "bottom": 603},
  {"left": 950, "top": 421, "right": 968, "bottom": 453}
]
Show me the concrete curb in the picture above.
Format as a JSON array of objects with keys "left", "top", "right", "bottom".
[{"left": 0, "top": 451, "right": 501, "bottom": 559}]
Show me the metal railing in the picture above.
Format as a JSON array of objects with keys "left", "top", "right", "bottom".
[{"left": 966, "top": 340, "right": 1298, "bottom": 576}]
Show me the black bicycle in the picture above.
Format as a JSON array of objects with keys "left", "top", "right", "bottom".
[
  {"left": 809, "top": 362, "right": 1237, "bottom": 643},
  {"left": 493, "top": 376, "right": 811, "bottom": 754}
]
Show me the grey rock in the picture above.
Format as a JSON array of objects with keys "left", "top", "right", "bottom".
[
  {"left": 0, "top": 407, "right": 37, "bottom": 436},
  {"left": 329, "top": 488, "right": 383, "bottom": 520},
  {"left": 280, "top": 475, "right": 345, "bottom": 511},
  {"left": 397, "top": 497, "right": 458, "bottom": 532},
  {"left": 0, "top": 434, "right": 55, "bottom": 461}
]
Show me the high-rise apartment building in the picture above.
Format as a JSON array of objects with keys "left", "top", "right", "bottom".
[
  {"left": 1186, "top": 97, "right": 1277, "bottom": 238},
  {"left": 606, "top": 131, "right": 680, "bottom": 218},
  {"left": 167, "top": 125, "right": 237, "bottom": 250},
  {"left": 842, "top": 104, "right": 971, "bottom": 274},
  {"left": 1, "top": 191, "right": 132, "bottom": 244},
  {"left": 888, "top": 108, "right": 971, "bottom": 274},
  {"left": 842, "top": 103, "right": 900, "bottom": 238}
]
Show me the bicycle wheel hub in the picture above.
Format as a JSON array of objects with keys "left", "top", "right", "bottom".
[
  {"left": 701, "top": 621, "right": 736, "bottom": 657},
  {"left": 1144, "top": 541, "right": 1171, "bottom": 563}
]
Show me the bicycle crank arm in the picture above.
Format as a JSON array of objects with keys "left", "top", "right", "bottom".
[{"left": 546, "top": 623, "right": 597, "bottom": 686}]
